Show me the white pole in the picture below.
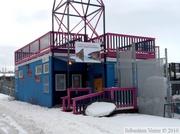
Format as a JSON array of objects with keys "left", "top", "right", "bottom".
[{"left": 165, "top": 48, "right": 171, "bottom": 118}]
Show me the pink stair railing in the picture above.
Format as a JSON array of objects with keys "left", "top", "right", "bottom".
[
  {"left": 72, "top": 91, "right": 105, "bottom": 114},
  {"left": 71, "top": 87, "right": 137, "bottom": 114},
  {"left": 103, "top": 87, "right": 137, "bottom": 109},
  {"left": 61, "top": 88, "right": 92, "bottom": 111}
]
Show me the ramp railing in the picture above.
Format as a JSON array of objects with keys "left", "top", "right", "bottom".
[
  {"left": 71, "top": 87, "right": 137, "bottom": 114},
  {"left": 72, "top": 91, "right": 105, "bottom": 114},
  {"left": 103, "top": 87, "right": 137, "bottom": 109},
  {"left": 61, "top": 88, "right": 92, "bottom": 111}
]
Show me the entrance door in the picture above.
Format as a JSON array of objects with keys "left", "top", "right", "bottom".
[
  {"left": 72, "top": 74, "right": 82, "bottom": 88},
  {"left": 54, "top": 74, "right": 67, "bottom": 105}
]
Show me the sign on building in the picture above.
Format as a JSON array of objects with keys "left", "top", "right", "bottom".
[{"left": 75, "top": 42, "right": 101, "bottom": 63}]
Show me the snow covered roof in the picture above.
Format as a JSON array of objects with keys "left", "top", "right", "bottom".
[{"left": 0, "top": 73, "right": 14, "bottom": 77}]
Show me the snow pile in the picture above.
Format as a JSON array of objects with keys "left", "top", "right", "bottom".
[
  {"left": 138, "top": 76, "right": 166, "bottom": 116},
  {"left": 85, "top": 101, "right": 116, "bottom": 117},
  {"left": 172, "top": 95, "right": 180, "bottom": 100},
  {"left": 0, "top": 93, "right": 180, "bottom": 134}
]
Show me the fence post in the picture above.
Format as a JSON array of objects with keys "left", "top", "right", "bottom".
[
  {"left": 73, "top": 100, "right": 76, "bottom": 114},
  {"left": 165, "top": 48, "right": 171, "bottom": 118},
  {"left": 133, "top": 87, "right": 137, "bottom": 109},
  {"left": 110, "top": 89, "right": 114, "bottom": 100}
]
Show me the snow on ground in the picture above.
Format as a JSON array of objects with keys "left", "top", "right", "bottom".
[{"left": 0, "top": 93, "right": 180, "bottom": 134}]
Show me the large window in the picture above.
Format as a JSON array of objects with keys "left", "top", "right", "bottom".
[
  {"left": 44, "top": 63, "right": 49, "bottom": 74},
  {"left": 44, "top": 75, "right": 49, "bottom": 93},
  {"left": 72, "top": 74, "right": 82, "bottom": 88},
  {"left": 36, "top": 65, "right": 42, "bottom": 75},
  {"left": 55, "top": 74, "right": 66, "bottom": 91}
]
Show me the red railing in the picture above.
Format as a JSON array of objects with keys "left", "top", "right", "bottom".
[
  {"left": 71, "top": 87, "right": 137, "bottom": 114},
  {"left": 72, "top": 91, "right": 105, "bottom": 114},
  {"left": 15, "top": 32, "right": 52, "bottom": 65},
  {"left": 15, "top": 31, "right": 156, "bottom": 65},
  {"left": 61, "top": 88, "right": 92, "bottom": 111},
  {"left": 15, "top": 31, "right": 86, "bottom": 65},
  {"left": 103, "top": 87, "right": 137, "bottom": 109},
  {"left": 89, "top": 33, "right": 156, "bottom": 59}
]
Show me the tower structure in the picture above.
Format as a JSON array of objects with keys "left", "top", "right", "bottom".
[
  {"left": 52, "top": 0, "right": 106, "bottom": 42},
  {"left": 52, "top": 0, "right": 107, "bottom": 87}
]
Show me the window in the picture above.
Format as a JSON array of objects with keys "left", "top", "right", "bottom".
[
  {"left": 55, "top": 74, "right": 66, "bottom": 91},
  {"left": 15, "top": 71, "right": 18, "bottom": 78},
  {"left": 15, "top": 79, "right": 18, "bottom": 92},
  {"left": 44, "top": 75, "right": 49, "bottom": 93},
  {"left": 72, "top": 74, "right": 82, "bottom": 88},
  {"left": 19, "top": 70, "right": 23, "bottom": 78},
  {"left": 44, "top": 63, "right": 49, "bottom": 74},
  {"left": 36, "top": 65, "right": 42, "bottom": 75}
]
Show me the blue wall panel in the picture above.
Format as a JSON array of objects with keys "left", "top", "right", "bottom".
[
  {"left": 14, "top": 56, "right": 116, "bottom": 107},
  {"left": 106, "top": 62, "right": 116, "bottom": 87},
  {"left": 54, "top": 58, "right": 87, "bottom": 71},
  {"left": 15, "top": 58, "right": 52, "bottom": 108},
  {"left": 87, "top": 62, "right": 116, "bottom": 91},
  {"left": 87, "top": 63, "right": 104, "bottom": 92}
]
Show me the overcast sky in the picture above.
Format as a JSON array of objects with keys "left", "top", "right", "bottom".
[{"left": 0, "top": 0, "right": 180, "bottom": 71}]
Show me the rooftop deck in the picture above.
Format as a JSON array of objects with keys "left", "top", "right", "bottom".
[{"left": 15, "top": 31, "right": 156, "bottom": 65}]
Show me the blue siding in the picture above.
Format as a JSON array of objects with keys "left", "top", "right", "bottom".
[
  {"left": 87, "top": 63, "right": 104, "bottom": 92},
  {"left": 15, "top": 58, "right": 52, "bottom": 108},
  {"left": 87, "top": 62, "right": 116, "bottom": 90},
  {"left": 106, "top": 62, "right": 116, "bottom": 87},
  {"left": 54, "top": 58, "right": 87, "bottom": 71},
  {"left": 14, "top": 55, "right": 116, "bottom": 108}
]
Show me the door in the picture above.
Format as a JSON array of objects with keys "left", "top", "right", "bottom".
[
  {"left": 54, "top": 74, "right": 67, "bottom": 105},
  {"left": 72, "top": 74, "right": 82, "bottom": 88}
]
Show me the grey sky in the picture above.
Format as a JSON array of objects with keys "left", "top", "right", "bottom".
[{"left": 0, "top": 0, "right": 180, "bottom": 71}]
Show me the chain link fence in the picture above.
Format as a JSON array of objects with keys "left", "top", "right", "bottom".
[{"left": 0, "top": 76, "right": 14, "bottom": 97}]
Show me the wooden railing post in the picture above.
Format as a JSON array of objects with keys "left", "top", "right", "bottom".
[
  {"left": 110, "top": 90, "right": 114, "bottom": 100},
  {"left": 73, "top": 100, "right": 76, "bottom": 114}
]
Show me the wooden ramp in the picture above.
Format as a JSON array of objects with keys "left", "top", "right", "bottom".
[{"left": 61, "top": 87, "right": 138, "bottom": 115}]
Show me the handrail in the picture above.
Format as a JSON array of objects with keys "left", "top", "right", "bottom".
[
  {"left": 71, "top": 87, "right": 138, "bottom": 114},
  {"left": 72, "top": 91, "right": 105, "bottom": 114},
  {"left": 15, "top": 32, "right": 156, "bottom": 65},
  {"left": 103, "top": 87, "right": 137, "bottom": 109},
  {"left": 61, "top": 88, "right": 92, "bottom": 111}
]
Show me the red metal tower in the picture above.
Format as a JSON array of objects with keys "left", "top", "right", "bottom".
[
  {"left": 52, "top": 0, "right": 107, "bottom": 88},
  {"left": 52, "top": 0, "right": 106, "bottom": 43}
]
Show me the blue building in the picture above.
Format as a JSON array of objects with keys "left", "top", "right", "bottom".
[
  {"left": 14, "top": 32, "right": 156, "bottom": 108},
  {"left": 14, "top": 0, "right": 156, "bottom": 108}
]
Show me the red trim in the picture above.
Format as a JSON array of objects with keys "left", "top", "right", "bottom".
[
  {"left": 61, "top": 88, "right": 92, "bottom": 111},
  {"left": 71, "top": 87, "right": 137, "bottom": 114},
  {"left": 106, "top": 32, "right": 155, "bottom": 40},
  {"left": 15, "top": 32, "right": 156, "bottom": 65}
]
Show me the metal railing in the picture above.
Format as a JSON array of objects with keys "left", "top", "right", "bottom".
[
  {"left": 0, "top": 79, "right": 14, "bottom": 97},
  {"left": 61, "top": 88, "right": 92, "bottom": 111},
  {"left": 15, "top": 32, "right": 156, "bottom": 65},
  {"left": 71, "top": 87, "right": 137, "bottom": 114}
]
